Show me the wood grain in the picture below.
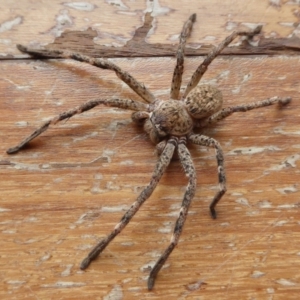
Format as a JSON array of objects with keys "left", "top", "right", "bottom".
[{"left": 0, "top": 1, "right": 300, "bottom": 299}]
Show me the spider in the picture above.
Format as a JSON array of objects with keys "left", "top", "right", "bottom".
[{"left": 7, "top": 14, "right": 291, "bottom": 290}]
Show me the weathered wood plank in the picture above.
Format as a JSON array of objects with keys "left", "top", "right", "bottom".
[
  {"left": 0, "top": 54, "right": 299, "bottom": 298},
  {"left": 1, "top": 0, "right": 300, "bottom": 298},
  {"left": 1, "top": 0, "right": 300, "bottom": 58}
]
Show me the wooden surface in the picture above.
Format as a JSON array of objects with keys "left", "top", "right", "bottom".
[{"left": 1, "top": 1, "right": 300, "bottom": 299}]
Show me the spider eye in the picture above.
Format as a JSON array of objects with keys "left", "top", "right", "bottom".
[
  {"left": 155, "top": 124, "right": 168, "bottom": 136},
  {"left": 149, "top": 113, "right": 168, "bottom": 136}
]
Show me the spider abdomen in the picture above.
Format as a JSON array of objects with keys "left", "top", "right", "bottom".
[{"left": 184, "top": 84, "right": 223, "bottom": 119}]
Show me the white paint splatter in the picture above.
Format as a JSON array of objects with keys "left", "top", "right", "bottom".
[
  {"left": 7, "top": 280, "right": 26, "bottom": 285},
  {"left": 14, "top": 121, "right": 28, "bottom": 127},
  {"left": 101, "top": 205, "right": 129, "bottom": 212},
  {"left": 169, "top": 203, "right": 181, "bottom": 210},
  {"left": 41, "top": 164, "right": 50, "bottom": 169},
  {"left": 274, "top": 220, "right": 288, "bottom": 226},
  {"left": 269, "top": 0, "right": 281, "bottom": 7},
  {"left": 145, "top": 0, "right": 171, "bottom": 16},
  {"left": 120, "top": 160, "right": 134, "bottom": 166},
  {"left": 72, "top": 131, "right": 98, "bottom": 142},
  {"left": 242, "top": 73, "right": 251, "bottom": 83},
  {"left": 122, "top": 278, "right": 132, "bottom": 284},
  {"left": 269, "top": 154, "right": 300, "bottom": 171},
  {"left": 0, "top": 207, "right": 11, "bottom": 212},
  {"left": 277, "top": 204, "right": 297, "bottom": 209},
  {"left": 105, "top": 0, "right": 128, "bottom": 10},
  {"left": 220, "top": 222, "right": 230, "bottom": 226},
  {"left": 90, "top": 183, "right": 104, "bottom": 194},
  {"left": 140, "top": 261, "right": 156, "bottom": 272},
  {"left": 158, "top": 225, "right": 172, "bottom": 233},
  {"left": 73, "top": 213, "right": 88, "bottom": 225},
  {"left": 102, "top": 149, "right": 116, "bottom": 163},
  {"left": 94, "top": 173, "right": 103, "bottom": 180},
  {"left": 241, "top": 22, "right": 265, "bottom": 31},
  {"left": 228, "top": 146, "right": 281, "bottom": 156},
  {"left": 251, "top": 270, "right": 265, "bottom": 278},
  {"left": 225, "top": 21, "right": 238, "bottom": 31},
  {"left": 120, "top": 241, "right": 134, "bottom": 246},
  {"left": 103, "top": 284, "right": 123, "bottom": 300},
  {"left": 70, "top": 211, "right": 100, "bottom": 229},
  {"left": 276, "top": 278, "right": 296, "bottom": 286},
  {"left": 76, "top": 244, "right": 94, "bottom": 251},
  {"left": 13, "top": 163, "right": 41, "bottom": 171},
  {"left": 279, "top": 22, "right": 294, "bottom": 27},
  {"left": 274, "top": 127, "right": 300, "bottom": 136},
  {"left": 276, "top": 185, "right": 298, "bottom": 194},
  {"left": 64, "top": 2, "right": 95, "bottom": 11},
  {"left": 0, "top": 16, "right": 22, "bottom": 33},
  {"left": 39, "top": 253, "right": 52, "bottom": 262},
  {"left": 258, "top": 200, "right": 272, "bottom": 208},
  {"left": 145, "top": 250, "right": 164, "bottom": 258},
  {"left": 128, "top": 286, "right": 143, "bottom": 292},
  {"left": 231, "top": 192, "right": 244, "bottom": 196},
  {"left": 2, "top": 229, "right": 16, "bottom": 234},
  {"left": 50, "top": 10, "right": 73, "bottom": 37},
  {"left": 106, "top": 181, "right": 120, "bottom": 191},
  {"left": 203, "top": 70, "right": 230, "bottom": 86},
  {"left": 41, "top": 281, "right": 86, "bottom": 288},
  {"left": 165, "top": 211, "right": 180, "bottom": 217},
  {"left": 202, "top": 35, "right": 217, "bottom": 41},
  {"left": 169, "top": 34, "right": 180, "bottom": 41},
  {"left": 235, "top": 198, "right": 250, "bottom": 207},
  {"left": 187, "top": 280, "right": 204, "bottom": 291},
  {"left": 61, "top": 264, "right": 73, "bottom": 277},
  {"left": 0, "top": 38, "right": 11, "bottom": 45},
  {"left": 232, "top": 86, "right": 241, "bottom": 94}
]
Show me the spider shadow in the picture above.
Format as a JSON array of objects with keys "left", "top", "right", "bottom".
[
  {"left": 13, "top": 57, "right": 151, "bottom": 154},
  {"left": 44, "top": 58, "right": 144, "bottom": 101}
]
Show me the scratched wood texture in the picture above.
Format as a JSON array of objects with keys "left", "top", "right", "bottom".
[{"left": 1, "top": 1, "right": 300, "bottom": 299}]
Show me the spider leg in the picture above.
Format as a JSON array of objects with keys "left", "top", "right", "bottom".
[
  {"left": 80, "top": 138, "right": 176, "bottom": 271},
  {"left": 148, "top": 136, "right": 196, "bottom": 290},
  {"left": 183, "top": 25, "right": 262, "bottom": 98},
  {"left": 170, "top": 13, "right": 196, "bottom": 100},
  {"left": 7, "top": 98, "right": 148, "bottom": 154},
  {"left": 17, "top": 44, "right": 156, "bottom": 103},
  {"left": 188, "top": 134, "right": 226, "bottom": 219},
  {"left": 197, "top": 96, "right": 291, "bottom": 128}
]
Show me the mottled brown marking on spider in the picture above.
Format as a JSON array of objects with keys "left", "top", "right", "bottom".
[{"left": 7, "top": 14, "right": 291, "bottom": 290}]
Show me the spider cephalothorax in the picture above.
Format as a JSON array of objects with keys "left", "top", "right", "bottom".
[
  {"left": 7, "top": 14, "right": 291, "bottom": 290},
  {"left": 146, "top": 99, "right": 194, "bottom": 141}
]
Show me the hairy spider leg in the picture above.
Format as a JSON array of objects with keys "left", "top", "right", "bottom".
[
  {"left": 80, "top": 138, "right": 176, "bottom": 271},
  {"left": 183, "top": 25, "right": 263, "bottom": 98},
  {"left": 188, "top": 134, "right": 226, "bottom": 219},
  {"left": 197, "top": 96, "right": 292, "bottom": 128},
  {"left": 170, "top": 13, "right": 196, "bottom": 100},
  {"left": 148, "top": 136, "right": 196, "bottom": 290},
  {"left": 17, "top": 44, "right": 156, "bottom": 103},
  {"left": 7, "top": 98, "right": 148, "bottom": 154}
]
